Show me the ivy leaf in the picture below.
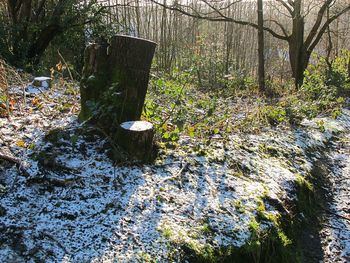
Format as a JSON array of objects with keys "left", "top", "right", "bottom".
[{"left": 163, "top": 132, "right": 170, "bottom": 139}]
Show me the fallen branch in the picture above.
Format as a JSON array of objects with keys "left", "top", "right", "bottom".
[
  {"left": 41, "top": 231, "right": 70, "bottom": 255},
  {"left": 320, "top": 222, "right": 344, "bottom": 231},
  {"left": 319, "top": 204, "right": 350, "bottom": 222},
  {"left": 0, "top": 152, "right": 20, "bottom": 164},
  {"left": 26, "top": 175, "right": 82, "bottom": 187},
  {"left": 159, "top": 162, "right": 189, "bottom": 187},
  {"left": 0, "top": 150, "right": 29, "bottom": 177}
]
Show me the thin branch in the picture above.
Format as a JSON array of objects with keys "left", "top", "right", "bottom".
[
  {"left": 287, "top": 0, "right": 294, "bottom": 8},
  {"left": 150, "top": 0, "right": 289, "bottom": 40},
  {"left": 0, "top": 152, "right": 20, "bottom": 164},
  {"left": 33, "top": 0, "right": 47, "bottom": 21},
  {"left": 264, "top": 19, "right": 289, "bottom": 37},
  {"left": 304, "top": 0, "right": 333, "bottom": 49},
  {"left": 308, "top": 4, "right": 350, "bottom": 53},
  {"left": 274, "top": 0, "right": 293, "bottom": 15}
]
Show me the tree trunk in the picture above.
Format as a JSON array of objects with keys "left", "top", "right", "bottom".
[
  {"left": 117, "top": 121, "right": 154, "bottom": 162},
  {"left": 27, "top": 24, "right": 63, "bottom": 65},
  {"left": 79, "top": 35, "right": 157, "bottom": 134},
  {"left": 289, "top": 10, "right": 307, "bottom": 88},
  {"left": 257, "top": 0, "right": 265, "bottom": 93}
]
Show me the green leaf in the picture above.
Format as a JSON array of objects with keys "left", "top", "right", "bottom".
[{"left": 163, "top": 132, "right": 170, "bottom": 139}]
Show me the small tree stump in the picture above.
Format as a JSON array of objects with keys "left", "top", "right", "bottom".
[
  {"left": 26, "top": 76, "right": 52, "bottom": 94},
  {"left": 117, "top": 121, "right": 154, "bottom": 162},
  {"left": 32, "top": 77, "right": 51, "bottom": 89}
]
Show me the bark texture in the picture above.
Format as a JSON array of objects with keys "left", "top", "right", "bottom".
[
  {"left": 117, "top": 121, "right": 154, "bottom": 162},
  {"left": 257, "top": 0, "right": 265, "bottom": 93},
  {"left": 79, "top": 35, "right": 157, "bottom": 134}
]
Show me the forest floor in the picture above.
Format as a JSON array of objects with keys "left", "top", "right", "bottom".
[{"left": 0, "top": 81, "right": 349, "bottom": 262}]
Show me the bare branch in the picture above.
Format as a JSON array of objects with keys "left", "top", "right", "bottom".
[
  {"left": 274, "top": 0, "right": 293, "bottom": 15},
  {"left": 149, "top": 0, "right": 289, "bottom": 40},
  {"left": 304, "top": 0, "right": 333, "bottom": 48},
  {"left": 308, "top": 4, "right": 350, "bottom": 52},
  {"left": 33, "top": 0, "right": 47, "bottom": 21},
  {"left": 264, "top": 19, "right": 289, "bottom": 37}
]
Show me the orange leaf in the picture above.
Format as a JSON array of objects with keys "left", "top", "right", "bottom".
[{"left": 15, "top": 140, "right": 26, "bottom": 148}]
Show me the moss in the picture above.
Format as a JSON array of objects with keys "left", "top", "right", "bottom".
[
  {"left": 234, "top": 199, "right": 246, "bottom": 213},
  {"left": 44, "top": 128, "right": 70, "bottom": 144},
  {"left": 164, "top": 176, "right": 318, "bottom": 263},
  {"left": 259, "top": 143, "right": 291, "bottom": 159},
  {"left": 137, "top": 252, "right": 156, "bottom": 263},
  {"left": 295, "top": 174, "right": 314, "bottom": 192},
  {"left": 294, "top": 173, "right": 316, "bottom": 219},
  {"left": 200, "top": 223, "right": 212, "bottom": 236},
  {"left": 176, "top": 212, "right": 297, "bottom": 263},
  {"left": 162, "top": 226, "right": 173, "bottom": 239}
]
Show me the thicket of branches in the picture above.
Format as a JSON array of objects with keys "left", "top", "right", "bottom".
[{"left": 0, "top": 0, "right": 349, "bottom": 87}]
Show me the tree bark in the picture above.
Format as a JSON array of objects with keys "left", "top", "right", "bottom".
[
  {"left": 288, "top": 3, "right": 309, "bottom": 89},
  {"left": 117, "top": 121, "right": 154, "bottom": 162},
  {"left": 108, "top": 35, "right": 157, "bottom": 121},
  {"left": 257, "top": 0, "right": 265, "bottom": 93},
  {"left": 27, "top": 24, "right": 63, "bottom": 65},
  {"left": 79, "top": 35, "right": 157, "bottom": 134}
]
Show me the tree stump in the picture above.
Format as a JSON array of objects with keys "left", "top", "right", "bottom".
[
  {"left": 32, "top": 77, "right": 51, "bottom": 89},
  {"left": 79, "top": 35, "right": 157, "bottom": 134},
  {"left": 26, "top": 76, "right": 52, "bottom": 94},
  {"left": 117, "top": 121, "right": 154, "bottom": 162}
]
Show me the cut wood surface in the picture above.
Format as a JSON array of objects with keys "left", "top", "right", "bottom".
[
  {"left": 117, "top": 121, "right": 154, "bottom": 162},
  {"left": 32, "top": 77, "right": 51, "bottom": 88}
]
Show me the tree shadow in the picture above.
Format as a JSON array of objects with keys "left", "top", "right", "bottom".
[{"left": 0, "top": 116, "right": 168, "bottom": 262}]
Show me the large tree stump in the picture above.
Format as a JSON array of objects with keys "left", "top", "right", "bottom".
[
  {"left": 117, "top": 121, "right": 154, "bottom": 162},
  {"left": 79, "top": 35, "right": 157, "bottom": 133}
]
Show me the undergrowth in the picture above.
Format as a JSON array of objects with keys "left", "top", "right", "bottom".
[{"left": 143, "top": 51, "right": 350, "bottom": 146}]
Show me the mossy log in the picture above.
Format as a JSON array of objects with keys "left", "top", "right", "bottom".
[
  {"left": 79, "top": 35, "right": 157, "bottom": 133},
  {"left": 117, "top": 121, "right": 154, "bottom": 162}
]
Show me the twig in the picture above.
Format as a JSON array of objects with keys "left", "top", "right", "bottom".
[
  {"left": 57, "top": 50, "right": 75, "bottom": 81},
  {"left": 0, "top": 151, "right": 29, "bottom": 194},
  {"left": 320, "top": 222, "right": 344, "bottom": 231},
  {"left": 41, "top": 231, "right": 70, "bottom": 255},
  {"left": 26, "top": 171, "right": 85, "bottom": 187},
  {"left": 0, "top": 152, "right": 20, "bottom": 164},
  {"left": 159, "top": 162, "right": 189, "bottom": 187},
  {"left": 94, "top": 124, "right": 130, "bottom": 163},
  {"left": 319, "top": 204, "right": 350, "bottom": 222}
]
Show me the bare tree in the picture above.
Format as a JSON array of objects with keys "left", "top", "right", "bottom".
[
  {"left": 257, "top": 0, "right": 265, "bottom": 93},
  {"left": 149, "top": 0, "right": 350, "bottom": 87}
]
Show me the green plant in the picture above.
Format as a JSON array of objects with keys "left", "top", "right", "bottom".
[
  {"left": 162, "top": 226, "right": 173, "bottom": 239},
  {"left": 143, "top": 72, "right": 225, "bottom": 145},
  {"left": 261, "top": 105, "right": 286, "bottom": 126}
]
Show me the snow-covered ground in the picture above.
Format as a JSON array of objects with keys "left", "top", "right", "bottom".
[
  {"left": 320, "top": 135, "right": 350, "bottom": 262},
  {"left": 0, "top": 87, "right": 349, "bottom": 262}
]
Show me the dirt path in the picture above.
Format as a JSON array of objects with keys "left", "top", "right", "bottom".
[{"left": 319, "top": 136, "right": 350, "bottom": 262}]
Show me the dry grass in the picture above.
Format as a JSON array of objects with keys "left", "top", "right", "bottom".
[{"left": 0, "top": 59, "right": 27, "bottom": 117}]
